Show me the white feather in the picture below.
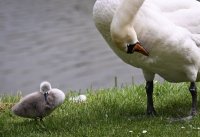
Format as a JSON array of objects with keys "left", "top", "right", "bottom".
[{"left": 69, "top": 95, "right": 87, "bottom": 103}]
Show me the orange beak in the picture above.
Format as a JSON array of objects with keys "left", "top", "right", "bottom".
[
  {"left": 127, "top": 42, "right": 149, "bottom": 56},
  {"left": 133, "top": 42, "right": 149, "bottom": 56}
]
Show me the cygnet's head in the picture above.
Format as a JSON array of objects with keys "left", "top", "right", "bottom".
[{"left": 40, "top": 81, "right": 52, "bottom": 93}]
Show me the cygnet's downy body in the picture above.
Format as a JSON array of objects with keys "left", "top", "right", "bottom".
[{"left": 11, "top": 81, "right": 65, "bottom": 120}]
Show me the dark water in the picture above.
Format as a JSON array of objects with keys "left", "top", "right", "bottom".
[{"left": 0, "top": 0, "right": 162, "bottom": 95}]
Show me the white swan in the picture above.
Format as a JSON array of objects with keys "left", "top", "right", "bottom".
[
  {"left": 93, "top": 0, "right": 200, "bottom": 115},
  {"left": 11, "top": 81, "right": 65, "bottom": 120}
]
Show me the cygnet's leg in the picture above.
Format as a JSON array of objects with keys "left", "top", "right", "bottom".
[
  {"left": 146, "top": 81, "right": 157, "bottom": 116},
  {"left": 189, "top": 82, "right": 197, "bottom": 116}
]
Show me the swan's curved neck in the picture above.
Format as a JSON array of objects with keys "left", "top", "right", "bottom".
[
  {"left": 116, "top": 0, "right": 145, "bottom": 27},
  {"left": 110, "top": 0, "right": 147, "bottom": 55}
]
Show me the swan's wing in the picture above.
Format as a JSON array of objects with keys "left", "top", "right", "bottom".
[
  {"left": 151, "top": 0, "right": 200, "bottom": 46},
  {"left": 164, "top": 8, "right": 200, "bottom": 47},
  {"left": 192, "top": 34, "right": 200, "bottom": 47},
  {"left": 163, "top": 8, "right": 200, "bottom": 34},
  {"left": 151, "top": 0, "right": 200, "bottom": 32},
  {"left": 151, "top": 0, "right": 199, "bottom": 12}
]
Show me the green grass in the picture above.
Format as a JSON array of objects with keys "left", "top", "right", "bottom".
[{"left": 1, "top": 82, "right": 200, "bottom": 137}]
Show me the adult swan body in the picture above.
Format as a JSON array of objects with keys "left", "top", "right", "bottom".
[{"left": 93, "top": 0, "right": 200, "bottom": 116}]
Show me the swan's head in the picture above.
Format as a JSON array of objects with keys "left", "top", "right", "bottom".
[
  {"left": 40, "top": 81, "right": 52, "bottom": 94},
  {"left": 110, "top": 22, "right": 149, "bottom": 56}
]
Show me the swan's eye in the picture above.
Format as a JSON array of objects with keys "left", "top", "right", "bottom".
[
  {"left": 126, "top": 42, "right": 149, "bottom": 56},
  {"left": 127, "top": 43, "right": 135, "bottom": 54}
]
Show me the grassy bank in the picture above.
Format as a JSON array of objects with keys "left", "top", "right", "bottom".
[{"left": 0, "top": 82, "right": 200, "bottom": 137}]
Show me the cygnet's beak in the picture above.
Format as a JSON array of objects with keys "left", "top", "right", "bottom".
[{"left": 127, "top": 42, "right": 149, "bottom": 56}]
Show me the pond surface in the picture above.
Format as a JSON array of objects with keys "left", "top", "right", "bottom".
[{"left": 0, "top": 0, "right": 162, "bottom": 95}]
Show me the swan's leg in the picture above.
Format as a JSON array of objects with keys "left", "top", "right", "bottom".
[
  {"left": 189, "top": 82, "right": 197, "bottom": 116},
  {"left": 146, "top": 81, "right": 157, "bottom": 116}
]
